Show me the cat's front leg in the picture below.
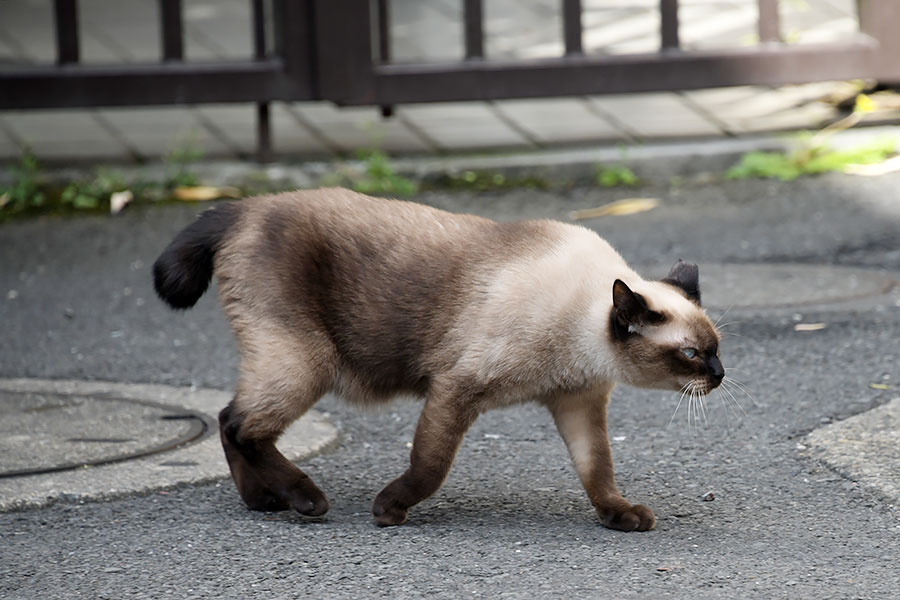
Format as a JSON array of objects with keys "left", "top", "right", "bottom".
[
  {"left": 373, "top": 391, "right": 480, "bottom": 526},
  {"left": 547, "top": 389, "right": 655, "bottom": 532}
]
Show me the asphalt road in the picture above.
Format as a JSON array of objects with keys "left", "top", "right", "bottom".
[{"left": 2, "top": 171, "right": 900, "bottom": 599}]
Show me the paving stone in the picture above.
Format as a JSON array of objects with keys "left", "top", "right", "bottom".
[
  {"left": 0, "top": 30, "right": 25, "bottom": 63},
  {"left": 484, "top": 0, "right": 561, "bottom": 60},
  {"left": 97, "top": 107, "right": 232, "bottom": 160},
  {"left": 0, "top": 125, "right": 22, "bottom": 160},
  {"left": 582, "top": 5, "right": 658, "bottom": 55},
  {"left": 678, "top": 2, "right": 757, "bottom": 50},
  {"left": 588, "top": 93, "right": 722, "bottom": 139},
  {"left": 0, "top": 0, "right": 55, "bottom": 63},
  {"left": 196, "top": 104, "right": 331, "bottom": 158},
  {"left": 182, "top": 0, "right": 254, "bottom": 61},
  {"left": 0, "top": 110, "right": 128, "bottom": 162},
  {"left": 289, "top": 103, "right": 434, "bottom": 155},
  {"left": 805, "top": 396, "right": 900, "bottom": 505},
  {"left": 684, "top": 84, "right": 841, "bottom": 134},
  {"left": 493, "top": 98, "right": 624, "bottom": 145},
  {"left": 390, "top": 1, "right": 462, "bottom": 63},
  {"left": 77, "top": 0, "right": 160, "bottom": 63},
  {"left": 397, "top": 102, "right": 529, "bottom": 151}
]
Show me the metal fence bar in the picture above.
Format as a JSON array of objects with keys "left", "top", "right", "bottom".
[
  {"left": 276, "top": 0, "right": 315, "bottom": 88},
  {"left": 373, "top": 40, "right": 876, "bottom": 104},
  {"left": 53, "top": 0, "right": 79, "bottom": 64},
  {"left": 758, "top": 0, "right": 781, "bottom": 43},
  {"left": 312, "top": 0, "right": 375, "bottom": 105},
  {"left": 252, "top": 0, "right": 271, "bottom": 162},
  {"left": 0, "top": 61, "right": 313, "bottom": 109},
  {"left": 376, "top": 0, "right": 394, "bottom": 117},
  {"left": 858, "top": 0, "right": 900, "bottom": 81},
  {"left": 660, "top": 0, "right": 680, "bottom": 50},
  {"left": 252, "top": 0, "right": 267, "bottom": 58},
  {"left": 464, "top": 0, "right": 484, "bottom": 59},
  {"left": 562, "top": 0, "right": 583, "bottom": 56},
  {"left": 159, "top": 0, "right": 184, "bottom": 61},
  {"left": 377, "top": 0, "right": 391, "bottom": 63}
]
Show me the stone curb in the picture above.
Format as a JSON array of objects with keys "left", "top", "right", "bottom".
[
  {"left": 4, "top": 125, "right": 898, "bottom": 189},
  {"left": 804, "top": 396, "right": 900, "bottom": 506},
  {"left": 0, "top": 378, "right": 338, "bottom": 512}
]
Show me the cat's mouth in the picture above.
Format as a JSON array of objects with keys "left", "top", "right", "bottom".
[{"left": 681, "top": 377, "right": 722, "bottom": 396}]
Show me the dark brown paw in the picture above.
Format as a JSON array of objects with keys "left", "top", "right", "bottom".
[
  {"left": 242, "top": 489, "right": 290, "bottom": 512},
  {"left": 286, "top": 485, "right": 330, "bottom": 517},
  {"left": 600, "top": 503, "right": 655, "bottom": 532},
  {"left": 372, "top": 492, "right": 409, "bottom": 527}
]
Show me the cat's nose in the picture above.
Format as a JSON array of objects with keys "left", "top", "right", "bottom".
[{"left": 706, "top": 356, "right": 725, "bottom": 382}]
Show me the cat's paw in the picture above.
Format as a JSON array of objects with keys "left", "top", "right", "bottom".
[
  {"left": 278, "top": 475, "right": 329, "bottom": 516},
  {"left": 372, "top": 492, "right": 409, "bottom": 527},
  {"left": 599, "top": 502, "right": 655, "bottom": 532},
  {"left": 242, "top": 489, "right": 290, "bottom": 512}
]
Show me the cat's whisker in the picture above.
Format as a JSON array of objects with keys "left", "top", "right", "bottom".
[
  {"left": 720, "top": 378, "right": 749, "bottom": 417},
  {"left": 715, "top": 388, "right": 732, "bottom": 432},
  {"left": 668, "top": 383, "right": 692, "bottom": 430},
  {"left": 723, "top": 375, "right": 754, "bottom": 402},
  {"left": 719, "top": 383, "right": 743, "bottom": 422},
  {"left": 720, "top": 331, "right": 747, "bottom": 340},
  {"left": 714, "top": 303, "right": 737, "bottom": 328},
  {"left": 699, "top": 389, "right": 709, "bottom": 429},
  {"left": 690, "top": 385, "right": 700, "bottom": 437}
]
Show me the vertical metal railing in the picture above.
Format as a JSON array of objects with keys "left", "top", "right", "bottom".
[
  {"left": 53, "top": 0, "right": 80, "bottom": 64},
  {"left": 660, "top": 0, "right": 680, "bottom": 50},
  {"left": 757, "top": 0, "right": 781, "bottom": 43},
  {"left": 159, "top": 0, "right": 184, "bottom": 61},
  {"left": 562, "top": 0, "right": 583, "bottom": 56},
  {"left": 463, "top": 0, "right": 484, "bottom": 60},
  {"left": 251, "top": 0, "right": 271, "bottom": 161}
]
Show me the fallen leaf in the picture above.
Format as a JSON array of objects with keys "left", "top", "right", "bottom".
[
  {"left": 173, "top": 185, "right": 241, "bottom": 202},
  {"left": 869, "top": 383, "right": 891, "bottom": 390},
  {"left": 854, "top": 93, "right": 877, "bottom": 114},
  {"left": 109, "top": 190, "right": 133, "bottom": 215},
  {"left": 794, "top": 323, "right": 826, "bottom": 332},
  {"left": 843, "top": 155, "right": 900, "bottom": 177},
  {"left": 570, "top": 198, "right": 659, "bottom": 220},
  {"left": 0, "top": 192, "right": 9, "bottom": 209}
]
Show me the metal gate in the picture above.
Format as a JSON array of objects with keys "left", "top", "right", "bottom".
[{"left": 2, "top": 0, "right": 899, "bottom": 158}]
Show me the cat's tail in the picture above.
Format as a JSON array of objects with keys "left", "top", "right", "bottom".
[{"left": 152, "top": 202, "right": 242, "bottom": 309}]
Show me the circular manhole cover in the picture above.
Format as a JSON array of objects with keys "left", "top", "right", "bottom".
[
  {"left": 644, "top": 263, "right": 898, "bottom": 310},
  {"left": 0, "top": 391, "right": 212, "bottom": 478}
]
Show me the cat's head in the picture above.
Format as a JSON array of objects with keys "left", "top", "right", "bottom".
[{"left": 609, "top": 260, "right": 723, "bottom": 395}]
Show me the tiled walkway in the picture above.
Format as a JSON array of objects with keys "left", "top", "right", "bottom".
[{"left": 1, "top": 0, "right": 897, "bottom": 163}]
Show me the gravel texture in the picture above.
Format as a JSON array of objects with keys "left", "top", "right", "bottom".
[{"left": 2, "top": 172, "right": 899, "bottom": 599}]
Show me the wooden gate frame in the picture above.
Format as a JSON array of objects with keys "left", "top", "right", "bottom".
[
  {"left": 322, "top": 0, "right": 900, "bottom": 105},
  {"left": 1, "top": 0, "right": 899, "bottom": 159}
]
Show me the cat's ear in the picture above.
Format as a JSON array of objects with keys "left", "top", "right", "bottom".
[
  {"left": 612, "top": 279, "right": 664, "bottom": 333},
  {"left": 661, "top": 259, "right": 701, "bottom": 305}
]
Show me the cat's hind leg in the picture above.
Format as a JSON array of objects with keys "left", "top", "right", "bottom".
[
  {"left": 372, "top": 385, "right": 480, "bottom": 526},
  {"left": 219, "top": 331, "right": 337, "bottom": 516}
]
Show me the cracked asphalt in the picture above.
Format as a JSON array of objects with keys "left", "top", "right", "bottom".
[{"left": 2, "top": 169, "right": 899, "bottom": 599}]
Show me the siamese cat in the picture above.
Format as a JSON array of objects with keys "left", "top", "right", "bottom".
[{"left": 153, "top": 188, "right": 723, "bottom": 532}]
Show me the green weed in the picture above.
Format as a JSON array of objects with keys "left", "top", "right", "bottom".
[
  {"left": 596, "top": 164, "right": 638, "bottom": 187},
  {"left": 726, "top": 135, "right": 897, "bottom": 181},
  {"left": 427, "top": 169, "right": 551, "bottom": 192},
  {"left": 0, "top": 151, "right": 46, "bottom": 217},
  {"left": 349, "top": 149, "right": 418, "bottom": 197}
]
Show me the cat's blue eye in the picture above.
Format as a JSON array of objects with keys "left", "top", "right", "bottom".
[{"left": 682, "top": 348, "right": 698, "bottom": 359}]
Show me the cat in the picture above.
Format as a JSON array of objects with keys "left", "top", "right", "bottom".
[{"left": 153, "top": 188, "right": 724, "bottom": 532}]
